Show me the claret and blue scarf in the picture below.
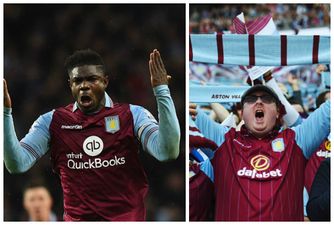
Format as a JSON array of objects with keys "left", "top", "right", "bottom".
[
  {"left": 189, "top": 34, "right": 330, "bottom": 103},
  {"left": 190, "top": 34, "right": 330, "bottom": 67}
]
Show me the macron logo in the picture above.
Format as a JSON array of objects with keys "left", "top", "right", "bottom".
[{"left": 61, "top": 125, "right": 83, "bottom": 130}]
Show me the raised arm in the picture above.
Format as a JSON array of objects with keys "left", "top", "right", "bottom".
[
  {"left": 264, "top": 71, "right": 301, "bottom": 127},
  {"left": 293, "top": 100, "right": 330, "bottom": 159},
  {"left": 4, "top": 79, "right": 50, "bottom": 173},
  {"left": 190, "top": 103, "right": 230, "bottom": 147},
  {"left": 132, "top": 50, "right": 180, "bottom": 161},
  {"left": 210, "top": 103, "right": 230, "bottom": 123}
]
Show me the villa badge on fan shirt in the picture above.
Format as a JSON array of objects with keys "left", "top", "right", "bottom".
[
  {"left": 272, "top": 138, "right": 285, "bottom": 152},
  {"left": 105, "top": 115, "right": 120, "bottom": 133}
]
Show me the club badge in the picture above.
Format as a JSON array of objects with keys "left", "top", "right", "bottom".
[
  {"left": 272, "top": 138, "right": 285, "bottom": 152},
  {"left": 105, "top": 115, "right": 120, "bottom": 134}
]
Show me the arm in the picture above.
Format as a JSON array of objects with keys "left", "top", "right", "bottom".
[
  {"left": 131, "top": 87, "right": 180, "bottom": 161},
  {"left": 199, "top": 158, "right": 214, "bottom": 182},
  {"left": 287, "top": 73, "right": 304, "bottom": 107},
  {"left": 189, "top": 95, "right": 230, "bottom": 146},
  {"left": 293, "top": 100, "right": 330, "bottom": 159},
  {"left": 210, "top": 103, "right": 230, "bottom": 123},
  {"left": 132, "top": 49, "right": 180, "bottom": 161},
  {"left": 3, "top": 79, "right": 51, "bottom": 173},
  {"left": 189, "top": 118, "right": 217, "bottom": 161},
  {"left": 194, "top": 109, "right": 230, "bottom": 147},
  {"left": 264, "top": 72, "right": 302, "bottom": 127},
  {"left": 306, "top": 158, "right": 330, "bottom": 221}
]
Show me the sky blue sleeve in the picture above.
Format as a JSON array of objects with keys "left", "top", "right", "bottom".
[
  {"left": 4, "top": 107, "right": 53, "bottom": 173},
  {"left": 199, "top": 159, "right": 214, "bottom": 182},
  {"left": 195, "top": 108, "right": 230, "bottom": 147},
  {"left": 130, "top": 84, "right": 180, "bottom": 161},
  {"left": 292, "top": 100, "right": 330, "bottom": 159},
  {"left": 290, "top": 115, "right": 303, "bottom": 127},
  {"left": 304, "top": 187, "right": 309, "bottom": 216}
]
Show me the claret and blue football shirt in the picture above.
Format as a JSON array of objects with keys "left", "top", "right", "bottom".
[
  {"left": 194, "top": 100, "right": 330, "bottom": 221},
  {"left": 4, "top": 85, "right": 180, "bottom": 221}
]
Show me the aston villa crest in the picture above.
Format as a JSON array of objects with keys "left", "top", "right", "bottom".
[
  {"left": 272, "top": 138, "right": 285, "bottom": 152},
  {"left": 105, "top": 115, "right": 120, "bottom": 133}
]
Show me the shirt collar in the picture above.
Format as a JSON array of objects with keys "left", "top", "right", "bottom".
[{"left": 72, "top": 92, "right": 113, "bottom": 112}]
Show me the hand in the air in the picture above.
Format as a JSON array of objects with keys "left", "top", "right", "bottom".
[
  {"left": 4, "top": 79, "right": 12, "bottom": 108},
  {"left": 149, "top": 49, "right": 171, "bottom": 87}
]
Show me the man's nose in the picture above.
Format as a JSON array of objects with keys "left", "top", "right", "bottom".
[
  {"left": 79, "top": 80, "right": 90, "bottom": 90},
  {"left": 255, "top": 96, "right": 263, "bottom": 104}
]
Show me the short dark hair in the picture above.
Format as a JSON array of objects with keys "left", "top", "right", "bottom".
[
  {"left": 64, "top": 49, "right": 106, "bottom": 74},
  {"left": 23, "top": 179, "right": 50, "bottom": 193}
]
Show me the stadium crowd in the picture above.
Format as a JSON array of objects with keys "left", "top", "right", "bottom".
[
  {"left": 189, "top": 4, "right": 330, "bottom": 221},
  {"left": 190, "top": 4, "right": 330, "bottom": 34},
  {"left": 4, "top": 4, "right": 185, "bottom": 221}
]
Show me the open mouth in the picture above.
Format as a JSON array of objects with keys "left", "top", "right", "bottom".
[
  {"left": 255, "top": 110, "right": 264, "bottom": 119},
  {"left": 79, "top": 95, "right": 93, "bottom": 107}
]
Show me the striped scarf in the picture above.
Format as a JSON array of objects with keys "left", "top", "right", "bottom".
[
  {"left": 190, "top": 84, "right": 249, "bottom": 103},
  {"left": 189, "top": 34, "right": 330, "bottom": 67}
]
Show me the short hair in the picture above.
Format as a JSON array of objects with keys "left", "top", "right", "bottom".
[
  {"left": 23, "top": 180, "right": 50, "bottom": 194},
  {"left": 64, "top": 49, "right": 106, "bottom": 74}
]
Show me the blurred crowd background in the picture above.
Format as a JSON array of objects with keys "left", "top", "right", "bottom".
[
  {"left": 190, "top": 4, "right": 330, "bottom": 34},
  {"left": 189, "top": 4, "right": 330, "bottom": 114},
  {"left": 4, "top": 4, "right": 185, "bottom": 221}
]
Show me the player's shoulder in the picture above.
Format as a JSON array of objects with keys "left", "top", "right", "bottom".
[
  {"left": 129, "top": 104, "right": 148, "bottom": 113},
  {"left": 33, "top": 109, "right": 55, "bottom": 127},
  {"left": 129, "top": 104, "right": 156, "bottom": 120}
]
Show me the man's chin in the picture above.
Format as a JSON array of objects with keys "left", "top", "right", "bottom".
[
  {"left": 78, "top": 104, "right": 96, "bottom": 114},
  {"left": 250, "top": 126, "right": 268, "bottom": 138},
  {"left": 251, "top": 123, "right": 266, "bottom": 131}
]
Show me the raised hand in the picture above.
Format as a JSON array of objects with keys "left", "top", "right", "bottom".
[
  {"left": 149, "top": 49, "right": 171, "bottom": 87},
  {"left": 316, "top": 64, "right": 327, "bottom": 75},
  {"left": 287, "top": 73, "right": 300, "bottom": 91},
  {"left": 4, "top": 79, "right": 12, "bottom": 108}
]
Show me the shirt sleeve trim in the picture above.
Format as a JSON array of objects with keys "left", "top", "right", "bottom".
[
  {"left": 144, "top": 127, "right": 159, "bottom": 149},
  {"left": 20, "top": 142, "right": 40, "bottom": 160}
]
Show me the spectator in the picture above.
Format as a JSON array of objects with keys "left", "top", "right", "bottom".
[
  {"left": 23, "top": 182, "right": 57, "bottom": 221},
  {"left": 307, "top": 158, "right": 330, "bottom": 221},
  {"left": 189, "top": 84, "right": 330, "bottom": 221}
]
